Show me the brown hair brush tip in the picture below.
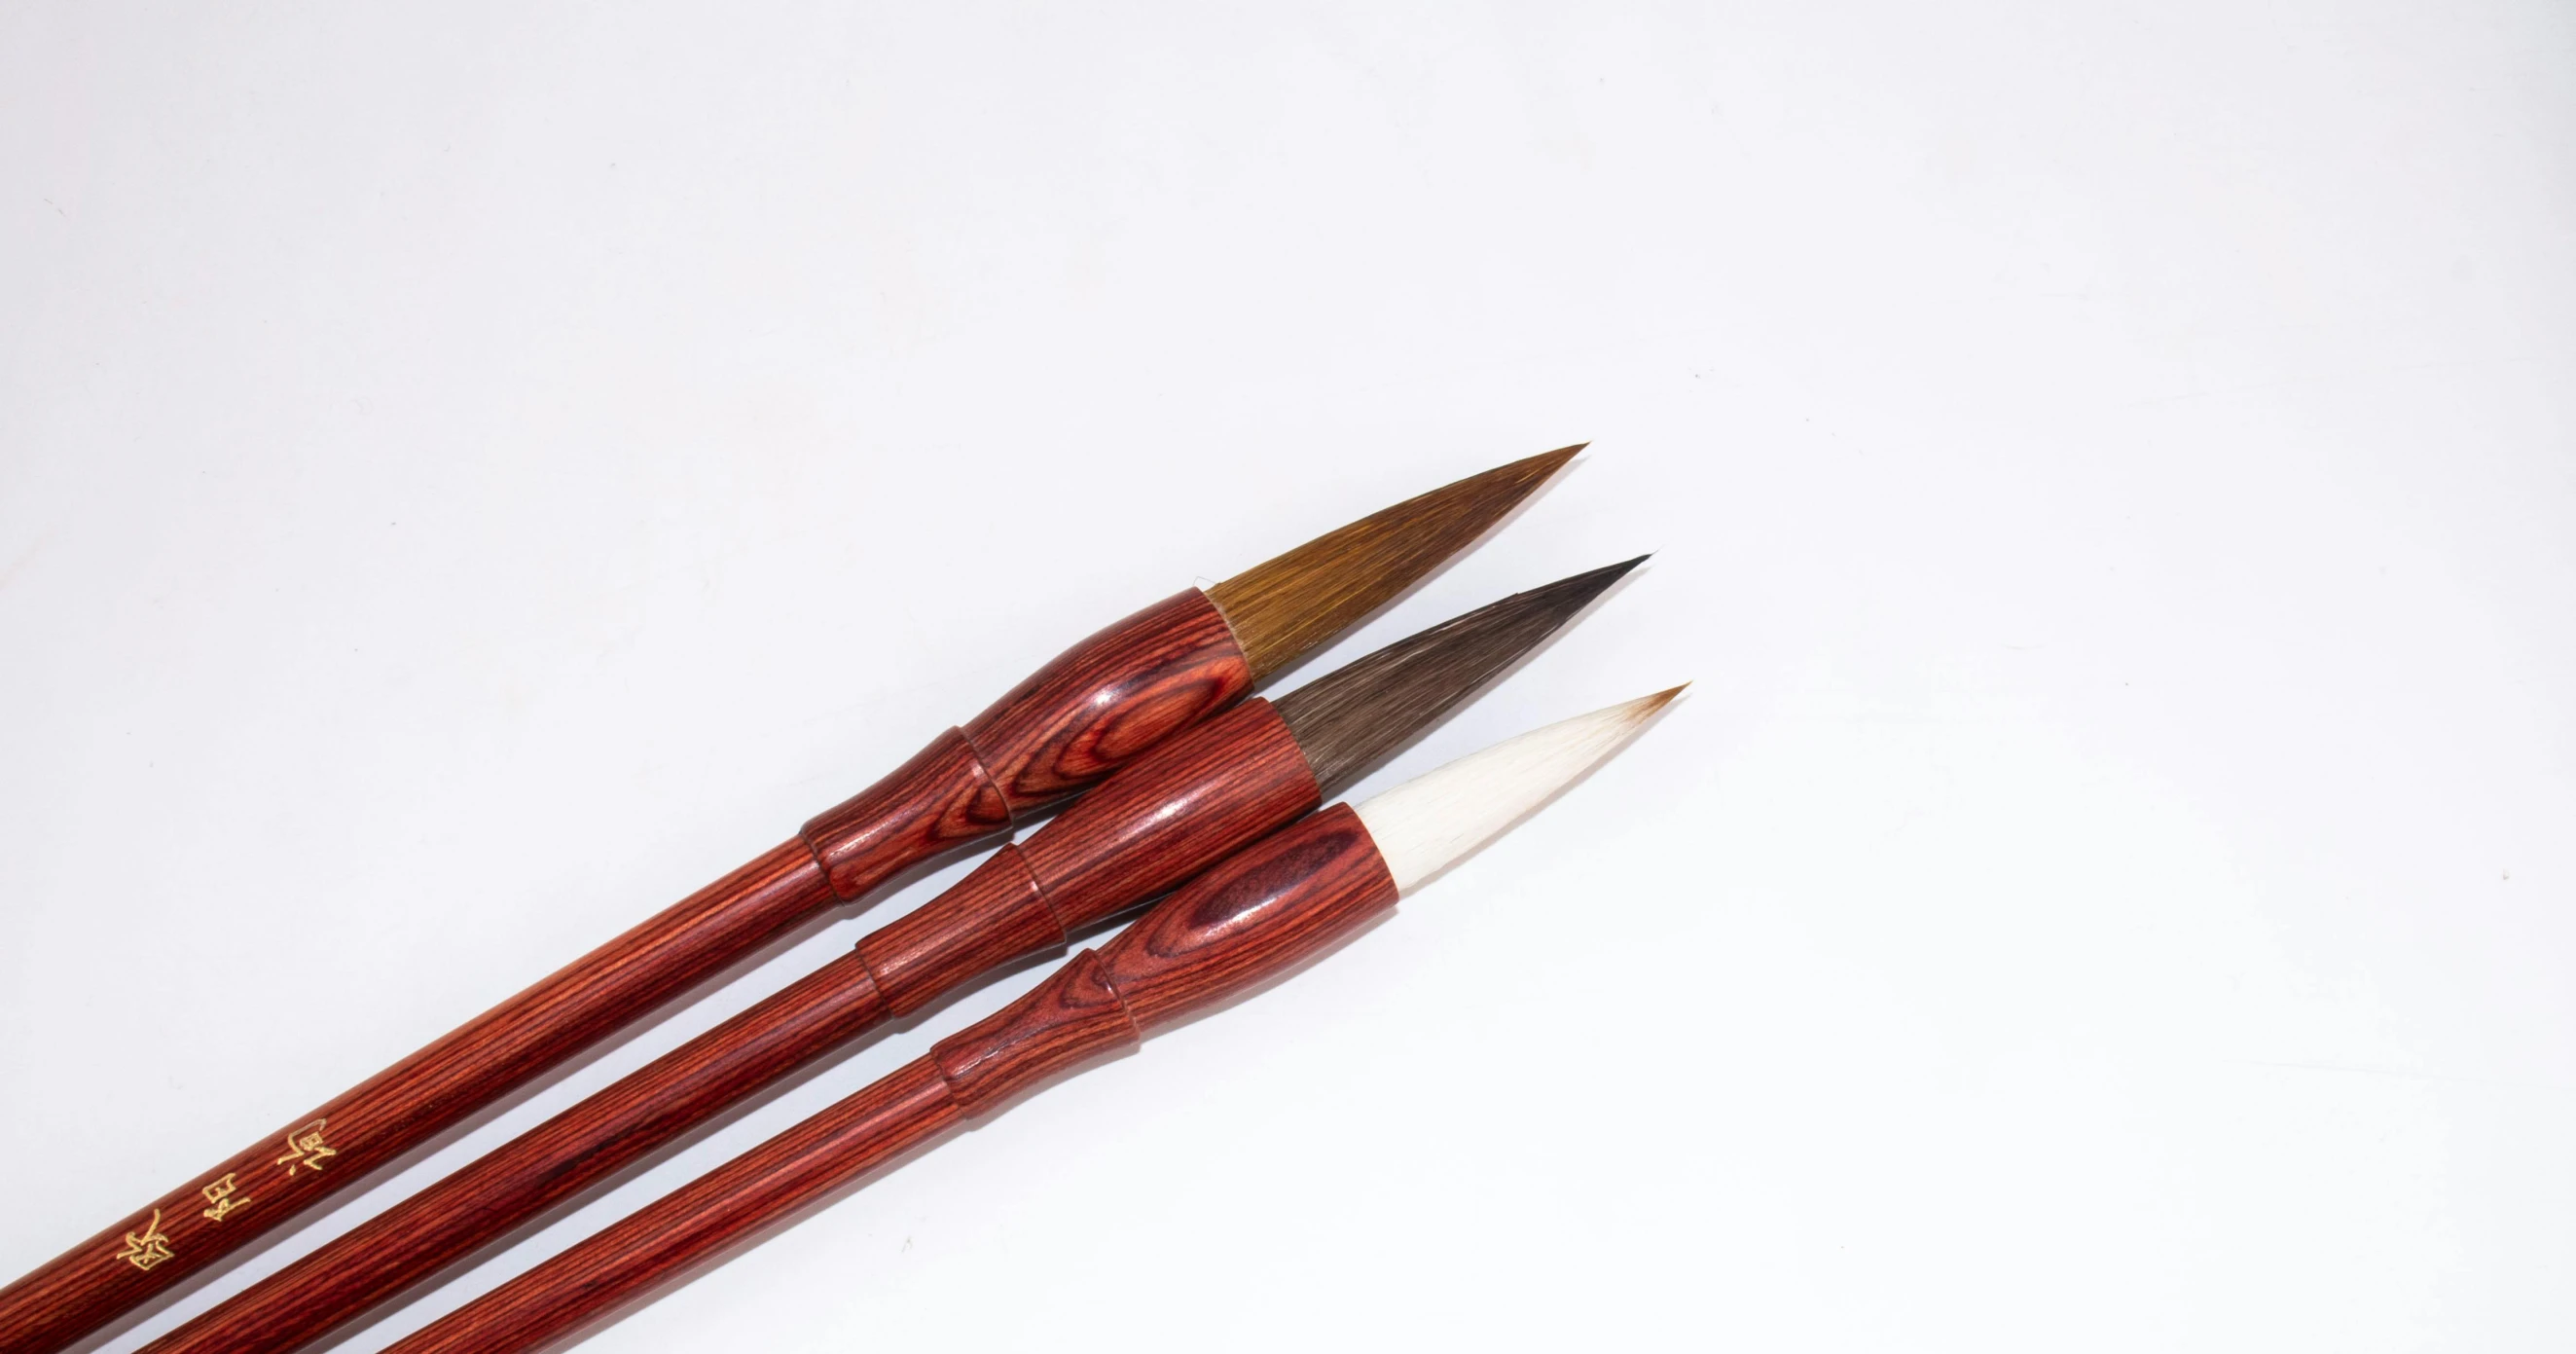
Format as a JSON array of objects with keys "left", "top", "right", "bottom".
[
  {"left": 1205, "top": 444, "right": 1583, "bottom": 681},
  {"left": 1274, "top": 554, "right": 1647, "bottom": 797}
]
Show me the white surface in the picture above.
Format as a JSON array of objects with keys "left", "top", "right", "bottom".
[
  {"left": 2, "top": 4, "right": 2570, "bottom": 1350},
  {"left": 1360, "top": 690, "right": 1676, "bottom": 896}
]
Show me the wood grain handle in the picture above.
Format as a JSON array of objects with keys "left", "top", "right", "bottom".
[
  {"left": 1084, "top": 803, "right": 1397, "bottom": 1037},
  {"left": 0, "top": 837, "right": 853, "bottom": 1354},
  {"left": 856, "top": 697, "right": 1322, "bottom": 1016},
  {"left": 382, "top": 1056, "right": 967, "bottom": 1354},
  {"left": 961, "top": 589, "right": 1252, "bottom": 813},
  {"left": 0, "top": 590, "right": 1251, "bottom": 1354},
  {"left": 925, "top": 804, "right": 1401, "bottom": 1115},
  {"left": 1016, "top": 696, "right": 1322, "bottom": 933},
  {"left": 137, "top": 953, "right": 891, "bottom": 1354},
  {"left": 138, "top": 690, "right": 1306, "bottom": 1354},
  {"left": 381, "top": 807, "right": 1399, "bottom": 1354}
]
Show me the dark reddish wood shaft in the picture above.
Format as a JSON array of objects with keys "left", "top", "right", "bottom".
[
  {"left": 387, "top": 1059, "right": 965, "bottom": 1354},
  {"left": 383, "top": 806, "right": 1399, "bottom": 1354},
  {"left": 139, "top": 698, "right": 1318, "bottom": 1354},
  {"left": 136, "top": 954, "right": 890, "bottom": 1354},
  {"left": 0, "top": 590, "right": 1250, "bottom": 1354}
]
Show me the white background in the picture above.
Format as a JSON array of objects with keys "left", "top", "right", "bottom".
[{"left": 3, "top": 4, "right": 2571, "bottom": 1350}]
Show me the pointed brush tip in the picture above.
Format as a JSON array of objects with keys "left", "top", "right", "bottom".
[
  {"left": 1545, "top": 684, "right": 1686, "bottom": 741},
  {"left": 1537, "top": 552, "right": 1648, "bottom": 604},
  {"left": 1356, "top": 680, "right": 1675, "bottom": 894},
  {"left": 1486, "top": 443, "right": 1583, "bottom": 486},
  {"left": 1209, "top": 444, "right": 1588, "bottom": 679},
  {"left": 1469, "top": 444, "right": 1582, "bottom": 497},
  {"left": 1271, "top": 557, "right": 1642, "bottom": 794},
  {"left": 1534, "top": 442, "right": 1585, "bottom": 470},
  {"left": 1637, "top": 683, "right": 1690, "bottom": 714},
  {"left": 1544, "top": 552, "right": 1649, "bottom": 587}
]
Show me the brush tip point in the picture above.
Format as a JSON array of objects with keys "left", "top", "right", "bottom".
[
  {"left": 1208, "top": 446, "right": 1586, "bottom": 679},
  {"left": 1354, "top": 683, "right": 1678, "bottom": 894},
  {"left": 1274, "top": 556, "right": 1645, "bottom": 795},
  {"left": 1550, "top": 553, "right": 1649, "bottom": 593},
  {"left": 1529, "top": 554, "right": 1648, "bottom": 610},
  {"left": 1505, "top": 444, "right": 1585, "bottom": 480}
]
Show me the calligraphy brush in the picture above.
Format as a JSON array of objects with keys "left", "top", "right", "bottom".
[
  {"left": 0, "top": 447, "right": 1580, "bottom": 1354},
  {"left": 136, "top": 555, "right": 1643, "bottom": 1354},
  {"left": 381, "top": 686, "right": 1683, "bottom": 1354}
]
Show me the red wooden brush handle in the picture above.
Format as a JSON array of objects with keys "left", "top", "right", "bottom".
[
  {"left": 858, "top": 698, "right": 1324, "bottom": 1015},
  {"left": 959, "top": 589, "right": 1252, "bottom": 813},
  {"left": 1083, "top": 804, "right": 1397, "bottom": 1038},
  {"left": 0, "top": 590, "right": 1249, "bottom": 1354},
  {"left": 138, "top": 952, "right": 892, "bottom": 1354},
  {"left": 384, "top": 807, "right": 1398, "bottom": 1354},
  {"left": 142, "top": 696, "right": 1317, "bottom": 1354},
  {"left": 387, "top": 1056, "right": 969, "bottom": 1354},
  {"left": 1017, "top": 697, "right": 1322, "bottom": 933},
  {"left": 0, "top": 837, "right": 857, "bottom": 1354}
]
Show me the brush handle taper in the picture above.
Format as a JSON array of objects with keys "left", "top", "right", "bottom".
[
  {"left": 385, "top": 806, "right": 1399, "bottom": 1354},
  {"left": 142, "top": 697, "right": 1319, "bottom": 1354},
  {"left": 855, "top": 696, "right": 1325, "bottom": 1016},
  {"left": 0, "top": 590, "right": 1249, "bottom": 1354}
]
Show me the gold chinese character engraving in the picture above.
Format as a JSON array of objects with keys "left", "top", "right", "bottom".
[
  {"left": 273, "top": 1119, "right": 336, "bottom": 1176},
  {"left": 200, "top": 1172, "right": 250, "bottom": 1223},
  {"left": 116, "top": 1209, "right": 173, "bottom": 1271}
]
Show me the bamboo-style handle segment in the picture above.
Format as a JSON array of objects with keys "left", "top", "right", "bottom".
[
  {"left": 138, "top": 671, "right": 1304, "bottom": 1354},
  {"left": 0, "top": 591, "right": 1251, "bottom": 1354},
  {"left": 381, "top": 807, "right": 1399, "bottom": 1354}
]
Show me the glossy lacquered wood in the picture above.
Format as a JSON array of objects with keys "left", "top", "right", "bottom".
[
  {"left": 143, "top": 953, "right": 889, "bottom": 1354},
  {"left": 960, "top": 589, "right": 1252, "bottom": 811},
  {"left": 0, "top": 838, "right": 838, "bottom": 1354},
  {"left": 828, "top": 696, "right": 1325, "bottom": 1037},
  {"left": 383, "top": 1058, "right": 966, "bottom": 1354},
  {"left": 797, "top": 726, "right": 1011, "bottom": 900},
  {"left": 0, "top": 591, "right": 1252, "bottom": 1354},
  {"left": 1018, "top": 697, "right": 1321, "bottom": 930},
  {"left": 857, "top": 694, "right": 1317, "bottom": 1018},
  {"left": 382, "top": 807, "right": 1401, "bottom": 1354},
  {"left": 134, "top": 693, "right": 1317, "bottom": 1354},
  {"left": 1090, "top": 804, "right": 1396, "bottom": 1036}
]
